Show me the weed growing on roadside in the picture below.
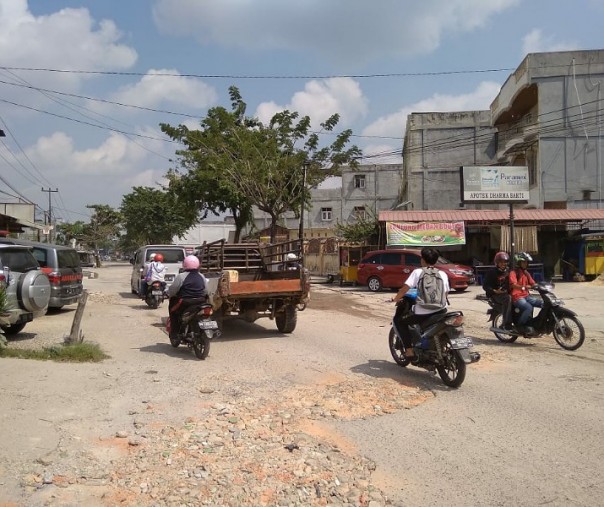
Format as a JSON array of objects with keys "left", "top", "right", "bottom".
[{"left": 0, "top": 342, "right": 109, "bottom": 362}]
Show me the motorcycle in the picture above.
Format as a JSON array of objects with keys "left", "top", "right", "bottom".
[
  {"left": 145, "top": 280, "right": 166, "bottom": 309},
  {"left": 483, "top": 281, "right": 585, "bottom": 351},
  {"left": 168, "top": 299, "right": 220, "bottom": 360},
  {"left": 388, "top": 288, "right": 480, "bottom": 388}
]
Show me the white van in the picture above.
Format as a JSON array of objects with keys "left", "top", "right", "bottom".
[{"left": 130, "top": 245, "right": 187, "bottom": 296}]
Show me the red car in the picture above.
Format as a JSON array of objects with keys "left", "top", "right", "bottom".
[{"left": 356, "top": 248, "right": 475, "bottom": 292}]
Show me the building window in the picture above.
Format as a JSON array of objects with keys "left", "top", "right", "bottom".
[
  {"left": 354, "top": 174, "right": 366, "bottom": 189},
  {"left": 353, "top": 206, "right": 367, "bottom": 219},
  {"left": 321, "top": 207, "right": 332, "bottom": 221}
]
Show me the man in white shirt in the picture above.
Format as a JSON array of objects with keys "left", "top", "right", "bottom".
[{"left": 391, "top": 247, "right": 450, "bottom": 358}]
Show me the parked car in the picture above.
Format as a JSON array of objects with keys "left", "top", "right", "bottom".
[
  {"left": 0, "top": 244, "right": 51, "bottom": 335},
  {"left": 130, "top": 245, "right": 187, "bottom": 295},
  {"left": 356, "top": 248, "right": 475, "bottom": 292},
  {"left": 0, "top": 239, "right": 84, "bottom": 309}
]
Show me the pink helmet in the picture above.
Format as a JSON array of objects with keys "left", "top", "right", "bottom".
[{"left": 183, "top": 255, "right": 200, "bottom": 270}]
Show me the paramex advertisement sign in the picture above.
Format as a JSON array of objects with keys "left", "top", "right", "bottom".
[{"left": 460, "top": 166, "right": 529, "bottom": 203}]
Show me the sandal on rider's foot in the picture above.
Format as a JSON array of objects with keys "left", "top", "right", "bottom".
[{"left": 404, "top": 349, "right": 416, "bottom": 358}]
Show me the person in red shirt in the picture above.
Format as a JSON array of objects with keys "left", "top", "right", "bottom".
[{"left": 509, "top": 252, "right": 543, "bottom": 335}]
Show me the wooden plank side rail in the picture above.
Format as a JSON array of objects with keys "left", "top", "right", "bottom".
[{"left": 227, "top": 279, "right": 302, "bottom": 295}]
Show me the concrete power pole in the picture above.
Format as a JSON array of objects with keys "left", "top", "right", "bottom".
[{"left": 41, "top": 187, "right": 58, "bottom": 243}]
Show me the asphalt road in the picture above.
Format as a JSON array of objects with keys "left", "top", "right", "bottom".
[{"left": 0, "top": 264, "right": 602, "bottom": 506}]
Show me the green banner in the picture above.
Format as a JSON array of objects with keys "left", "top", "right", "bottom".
[{"left": 386, "top": 221, "right": 466, "bottom": 246}]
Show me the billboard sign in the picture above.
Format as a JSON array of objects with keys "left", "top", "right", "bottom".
[
  {"left": 460, "top": 166, "right": 529, "bottom": 203},
  {"left": 386, "top": 221, "right": 466, "bottom": 247}
]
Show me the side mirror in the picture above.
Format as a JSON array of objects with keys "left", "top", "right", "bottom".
[{"left": 129, "top": 258, "right": 135, "bottom": 265}]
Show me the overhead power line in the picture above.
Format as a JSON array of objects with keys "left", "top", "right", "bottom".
[{"left": 0, "top": 61, "right": 599, "bottom": 80}]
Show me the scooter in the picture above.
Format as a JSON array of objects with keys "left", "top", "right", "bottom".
[
  {"left": 168, "top": 299, "right": 220, "bottom": 360},
  {"left": 484, "top": 281, "right": 585, "bottom": 351},
  {"left": 388, "top": 288, "right": 480, "bottom": 388}
]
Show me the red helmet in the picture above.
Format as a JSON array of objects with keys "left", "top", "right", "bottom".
[
  {"left": 493, "top": 251, "right": 510, "bottom": 264},
  {"left": 154, "top": 253, "right": 164, "bottom": 262}
]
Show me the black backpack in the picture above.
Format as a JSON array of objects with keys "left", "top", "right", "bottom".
[{"left": 416, "top": 267, "right": 448, "bottom": 311}]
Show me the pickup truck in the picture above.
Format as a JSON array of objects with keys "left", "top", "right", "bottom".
[{"left": 196, "top": 239, "right": 309, "bottom": 333}]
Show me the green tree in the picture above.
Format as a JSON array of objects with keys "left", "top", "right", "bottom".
[
  {"left": 120, "top": 186, "right": 191, "bottom": 245},
  {"left": 161, "top": 86, "right": 361, "bottom": 242},
  {"left": 82, "top": 205, "right": 122, "bottom": 265},
  {"left": 334, "top": 207, "right": 380, "bottom": 244},
  {"left": 55, "top": 221, "right": 86, "bottom": 246}
]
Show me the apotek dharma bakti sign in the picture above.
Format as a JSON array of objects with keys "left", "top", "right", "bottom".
[{"left": 460, "top": 166, "right": 529, "bottom": 203}]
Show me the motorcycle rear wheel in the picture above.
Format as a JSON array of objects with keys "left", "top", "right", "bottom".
[
  {"left": 492, "top": 312, "right": 518, "bottom": 343},
  {"left": 388, "top": 328, "right": 410, "bottom": 367},
  {"left": 437, "top": 344, "right": 466, "bottom": 388},
  {"left": 191, "top": 322, "right": 210, "bottom": 359},
  {"left": 553, "top": 315, "right": 585, "bottom": 351},
  {"left": 146, "top": 296, "right": 159, "bottom": 309}
]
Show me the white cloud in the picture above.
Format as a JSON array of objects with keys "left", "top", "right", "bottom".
[
  {"left": 521, "top": 29, "right": 578, "bottom": 55},
  {"left": 152, "top": 0, "right": 519, "bottom": 65},
  {"left": 255, "top": 78, "right": 368, "bottom": 127},
  {"left": 111, "top": 69, "right": 218, "bottom": 111},
  {"left": 0, "top": 0, "right": 137, "bottom": 79},
  {"left": 21, "top": 130, "right": 171, "bottom": 215},
  {"left": 359, "top": 81, "right": 501, "bottom": 163},
  {"left": 363, "top": 81, "right": 501, "bottom": 139}
]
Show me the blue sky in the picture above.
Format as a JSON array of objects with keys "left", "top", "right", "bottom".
[{"left": 1, "top": 0, "right": 603, "bottom": 223}]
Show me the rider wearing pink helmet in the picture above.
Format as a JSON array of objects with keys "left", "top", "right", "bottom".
[{"left": 167, "top": 255, "right": 207, "bottom": 339}]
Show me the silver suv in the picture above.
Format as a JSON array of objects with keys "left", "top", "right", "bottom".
[{"left": 0, "top": 244, "right": 51, "bottom": 335}]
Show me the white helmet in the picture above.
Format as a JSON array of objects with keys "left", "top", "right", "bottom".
[
  {"left": 286, "top": 253, "right": 298, "bottom": 261},
  {"left": 149, "top": 253, "right": 156, "bottom": 261}
]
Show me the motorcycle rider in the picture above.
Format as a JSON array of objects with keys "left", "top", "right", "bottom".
[
  {"left": 143, "top": 253, "right": 166, "bottom": 297},
  {"left": 483, "top": 251, "right": 513, "bottom": 330},
  {"left": 391, "top": 247, "right": 449, "bottom": 358},
  {"left": 509, "top": 251, "right": 543, "bottom": 335},
  {"left": 166, "top": 255, "right": 208, "bottom": 341},
  {"left": 140, "top": 253, "right": 155, "bottom": 297}
]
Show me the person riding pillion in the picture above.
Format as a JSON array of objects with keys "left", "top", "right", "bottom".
[
  {"left": 391, "top": 247, "right": 450, "bottom": 358},
  {"left": 145, "top": 253, "right": 166, "bottom": 293},
  {"left": 509, "top": 251, "right": 543, "bottom": 335},
  {"left": 167, "top": 255, "right": 208, "bottom": 340},
  {"left": 141, "top": 253, "right": 156, "bottom": 296},
  {"left": 483, "top": 251, "right": 513, "bottom": 330}
]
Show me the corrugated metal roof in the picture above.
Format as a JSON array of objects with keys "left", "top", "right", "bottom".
[{"left": 379, "top": 209, "right": 604, "bottom": 223}]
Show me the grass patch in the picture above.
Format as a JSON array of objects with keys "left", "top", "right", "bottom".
[{"left": 0, "top": 342, "right": 109, "bottom": 362}]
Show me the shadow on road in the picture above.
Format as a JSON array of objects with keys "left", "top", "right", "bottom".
[
  {"left": 138, "top": 342, "right": 209, "bottom": 360},
  {"left": 350, "top": 358, "right": 452, "bottom": 392}
]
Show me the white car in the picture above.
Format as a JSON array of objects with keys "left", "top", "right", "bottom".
[{"left": 129, "top": 245, "right": 187, "bottom": 296}]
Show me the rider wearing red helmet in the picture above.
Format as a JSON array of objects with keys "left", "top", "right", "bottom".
[
  {"left": 166, "top": 255, "right": 208, "bottom": 340},
  {"left": 482, "top": 251, "right": 512, "bottom": 330},
  {"left": 142, "top": 252, "right": 166, "bottom": 297}
]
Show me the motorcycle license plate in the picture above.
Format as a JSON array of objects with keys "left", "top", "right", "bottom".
[
  {"left": 199, "top": 320, "right": 218, "bottom": 330},
  {"left": 449, "top": 337, "right": 473, "bottom": 349},
  {"left": 151, "top": 290, "right": 163, "bottom": 295}
]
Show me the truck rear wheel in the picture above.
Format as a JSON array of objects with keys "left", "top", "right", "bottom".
[{"left": 276, "top": 305, "right": 297, "bottom": 333}]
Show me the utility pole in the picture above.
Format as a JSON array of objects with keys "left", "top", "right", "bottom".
[{"left": 41, "top": 187, "right": 58, "bottom": 243}]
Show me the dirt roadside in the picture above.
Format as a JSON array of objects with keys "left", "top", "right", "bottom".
[
  {"left": 1, "top": 263, "right": 602, "bottom": 506},
  {"left": 0, "top": 264, "right": 422, "bottom": 506}
]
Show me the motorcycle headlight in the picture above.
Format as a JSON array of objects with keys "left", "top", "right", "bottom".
[{"left": 544, "top": 293, "right": 563, "bottom": 305}]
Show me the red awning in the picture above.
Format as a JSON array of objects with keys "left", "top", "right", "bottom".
[{"left": 379, "top": 209, "right": 604, "bottom": 224}]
